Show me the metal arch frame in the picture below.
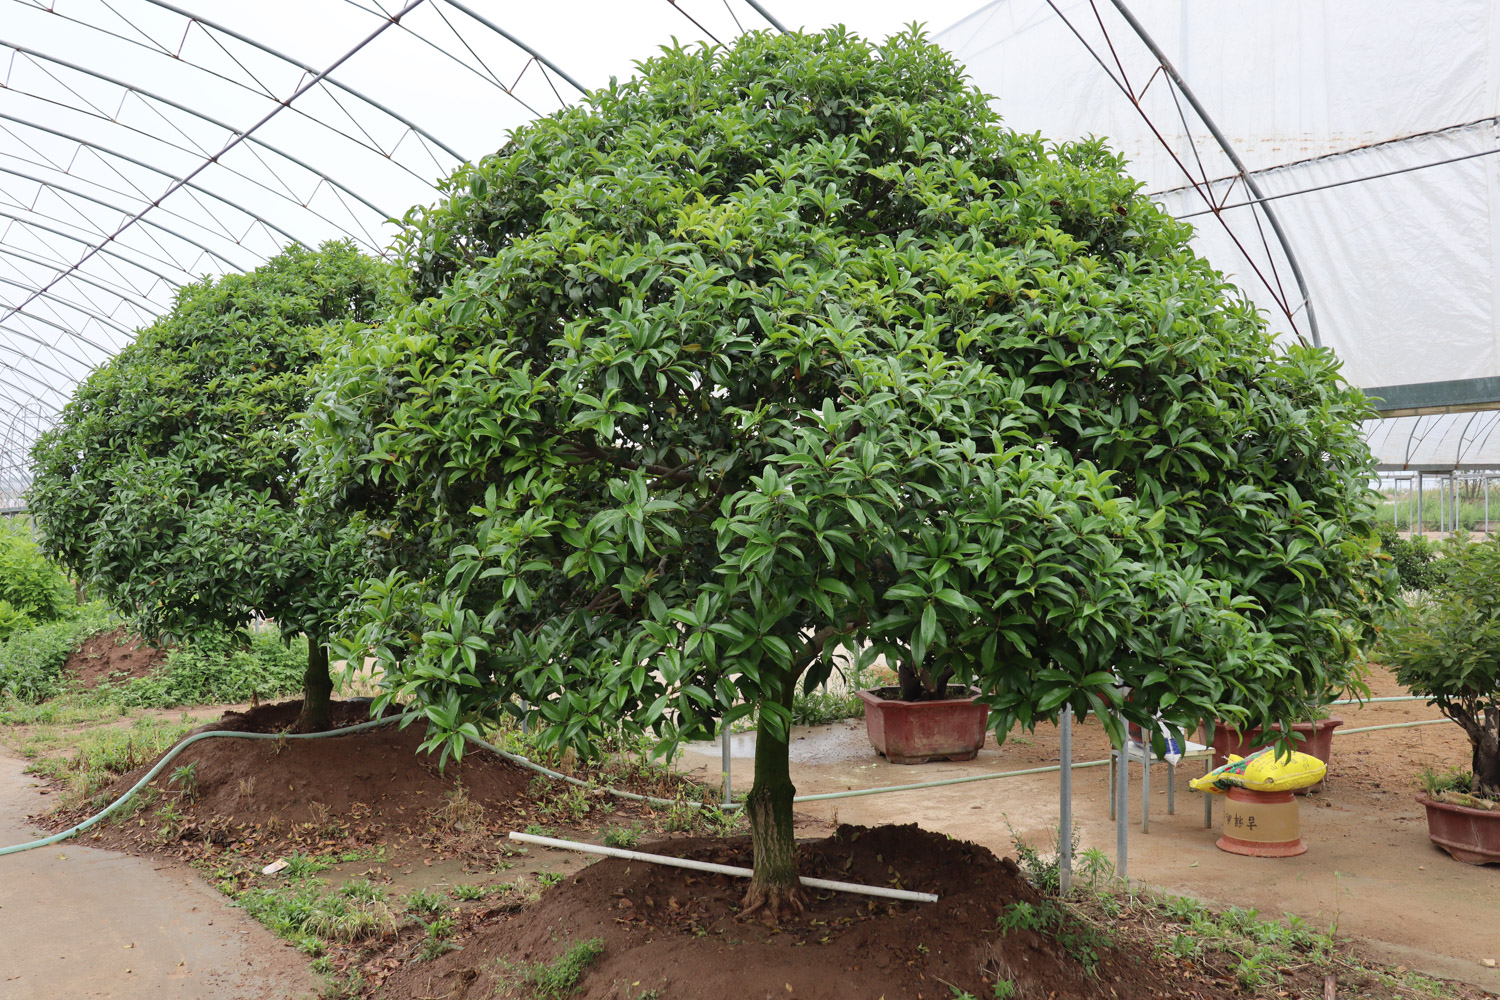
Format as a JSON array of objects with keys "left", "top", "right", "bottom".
[
  {"left": 0, "top": 163, "right": 266, "bottom": 273},
  {"left": 2, "top": 42, "right": 446, "bottom": 195},
  {"left": 0, "top": 45, "right": 398, "bottom": 223},
  {"left": 0, "top": 112, "right": 336, "bottom": 251},
  {"left": 0, "top": 167, "right": 263, "bottom": 276},
  {"left": 0, "top": 207, "right": 187, "bottom": 291},
  {"left": 46, "top": 0, "right": 469, "bottom": 163},
  {"left": 1102, "top": 0, "right": 1320, "bottom": 347},
  {"left": 0, "top": 296, "right": 122, "bottom": 361},
  {"left": 3, "top": 0, "right": 432, "bottom": 327},
  {"left": 1013, "top": 0, "right": 1315, "bottom": 345},
  {"left": 0, "top": 276, "right": 136, "bottom": 338},
  {"left": 0, "top": 0, "right": 783, "bottom": 503},
  {"left": 0, "top": 243, "right": 164, "bottom": 314}
]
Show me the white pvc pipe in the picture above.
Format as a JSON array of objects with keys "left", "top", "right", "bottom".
[{"left": 507, "top": 831, "right": 939, "bottom": 903}]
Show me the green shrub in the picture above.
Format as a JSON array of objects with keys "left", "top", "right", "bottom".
[
  {"left": 101, "top": 628, "right": 306, "bottom": 708},
  {"left": 0, "top": 520, "right": 73, "bottom": 623},
  {"left": 1375, "top": 522, "right": 1438, "bottom": 591},
  {"left": 0, "top": 601, "right": 115, "bottom": 702}
]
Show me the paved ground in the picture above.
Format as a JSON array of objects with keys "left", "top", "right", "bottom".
[
  {"left": 682, "top": 671, "right": 1500, "bottom": 994},
  {"left": 0, "top": 758, "right": 318, "bottom": 1000}
]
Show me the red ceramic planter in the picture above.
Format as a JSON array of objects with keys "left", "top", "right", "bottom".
[
  {"left": 1417, "top": 793, "right": 1500, "bottom": 865},
  {"left": 1211, "top": 716, "right": 1343, "bottom": 793},
  {"left": 857, "top": 687, "right": 989, "bottom": 764}
]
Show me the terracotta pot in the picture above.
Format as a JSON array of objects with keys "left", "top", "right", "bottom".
[
  {"left": 1417, "top": 792, "right": 1500, "bottom": 865},
  {"left": 1211, "top": 716, "right": 1343, "bottom": 793},
  {"left": 1216, "top": 786, "right": 1307, "bottom": 858},
  {"left": 857, "top": 687, "right": 989, "bottom": 764}
]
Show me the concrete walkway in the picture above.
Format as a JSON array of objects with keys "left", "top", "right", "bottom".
[{"left": 0, "top": 754, "right": 316, "bottom": 1000}]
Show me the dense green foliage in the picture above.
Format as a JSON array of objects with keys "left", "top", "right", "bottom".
[
  {"left": 100, "top": 628, "right": 307, "bottom": 709},
  {"left": 1374, "top": 521, "right": 1437, "bottom": 592},
  {"left": 0, "top": 601, "right": 116, "bottom": 702},
  {"left": 29, "top": 242, "right": 391, "bottom": 727},
  {"left": 306, "top": 29, "right": 1386, "bottom": 894},
  {"left": 1383, "top": 536, "right": 1500, "bottom": 797},
  {"left": 0, "top": 519, "right": 74, "bottom": 627},
  {"left": 312, "top": 28, "right": 1383, "bottom": 753}
]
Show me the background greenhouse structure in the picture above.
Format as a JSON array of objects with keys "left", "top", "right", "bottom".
[{"left": 1, "top": 0, "right": 1497, "bottom": 517}]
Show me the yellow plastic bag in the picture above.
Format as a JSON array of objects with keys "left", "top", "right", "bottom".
[{"left": 1189, "top": 746, "right": 1327, "bottom": 795}]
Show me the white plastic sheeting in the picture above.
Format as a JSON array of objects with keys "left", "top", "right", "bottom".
[{"left": 938, "top": 1, "right": 1500, "bottom": 469}]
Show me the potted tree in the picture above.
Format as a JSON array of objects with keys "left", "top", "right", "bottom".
[
  {"left": 1383, "top": 535, "right": 1500, "bottom": 864},
  {"left": 857, "top": 652, "right": 990, "bottom": 764}
]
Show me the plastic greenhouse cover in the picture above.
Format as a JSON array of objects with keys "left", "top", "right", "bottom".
[{"left": 938, "top": 0, "right": 1500, "bottom": 469}]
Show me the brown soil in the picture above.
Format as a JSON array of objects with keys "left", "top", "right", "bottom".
[
  {"left": 61, "top": 626, "right": 168, "bottom": 689},
  {"left": 383, "top": 824, "right": 1250, "bottom": 1000},
  {"left": 58, "top": 699, "right": 534, "bottom": 856}
]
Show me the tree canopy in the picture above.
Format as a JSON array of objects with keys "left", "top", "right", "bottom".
[
  {"left": 30, "top": 240, "right": 390, "bottom": 730},
  {"left": 306, "top": 28, "right": 1388, "bottom": 906}
]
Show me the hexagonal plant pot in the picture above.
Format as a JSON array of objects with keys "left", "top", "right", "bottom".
[
  {"left": 1417, "top": 793, "right": 1500, "bottom": 865},
  {"left": 857, "top": 687, "right": 989, "bottom": 764}
]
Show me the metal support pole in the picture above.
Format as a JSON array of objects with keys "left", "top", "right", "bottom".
[
  {"left": 722, "top": 728, "right": 733, "bottom": 804},
  {"left": 1059, "top": 706, "right": 1073, "bottom": 895},
  {"left": 1203, "top": 720, "right": 1215, "bottom": 829},
  {"left": 1115, "top": 715, "right": 1128, "bottom": 881},
  {"left": 1141, "top": 744, "right": 1150, "bottom": 833},
  {"left": 1417, "top": 472, "right": 1424, "bottom": 537}
]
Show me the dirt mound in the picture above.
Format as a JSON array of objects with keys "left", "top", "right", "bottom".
[
  {"left": 382, "top": 824, "right": 1241, "bottom": 1000},
  {"left": 72, "top": 699, "right": 532, "bottom": 851},
  {"left": 62, "top": 627, "right": 168, "bottom": 689}
]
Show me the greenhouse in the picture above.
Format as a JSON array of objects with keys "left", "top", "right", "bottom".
[{"left": 1, "top": 3, "right": 1498, "bottom": 999}]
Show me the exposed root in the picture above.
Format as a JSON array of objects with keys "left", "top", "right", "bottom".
[{"left": 739, "top": 882, "right": 806, "bottom": 923}]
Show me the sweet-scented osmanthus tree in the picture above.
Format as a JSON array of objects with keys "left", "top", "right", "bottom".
[
  {"left": 305, "top": 30, "right": 1388, "bottom": 912},
  {"left": 30, "top": 242, "right": 390, "bottom": 732}
]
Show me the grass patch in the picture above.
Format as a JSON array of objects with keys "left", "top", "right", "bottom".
[
  {"left": 501, "top": 938, "right": 605, "bottom": 999},
  {"left": 235, "top": 876, "right": 399, "bottom": 955},
  {"left": 25, "top": 714, "right": 196, "bottom": 809}
]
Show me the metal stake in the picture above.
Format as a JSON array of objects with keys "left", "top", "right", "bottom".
[
  {"left": 1059, "top": 705, "right": 1073, "bottom": 895},
  {"left": 722, "top": 727, "right": 732, "bottom": 804},
  {"left": 1115, "top": 715, "right": 1128, "bottom": 881}
]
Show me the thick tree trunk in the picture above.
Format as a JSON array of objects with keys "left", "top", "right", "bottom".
[
  {"left": 293, "top": 637, "right": 333, "bottom": 733},
  {"left": 1472, "top": 708, "right": 1500, "bottom": 800},
  {"left": 742, "top": 683, "right": 802, "bottom": 920}
]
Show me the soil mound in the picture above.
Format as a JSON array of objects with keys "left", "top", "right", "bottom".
[
  {"left": 72, "top": 699, "right": 532, "bottom": 851},
  {"left": 62, "top": 627, "right": 167, "bottom": 689},
  {"left": 383, "top": 824, "right": 1240, "bottom": 1000}
]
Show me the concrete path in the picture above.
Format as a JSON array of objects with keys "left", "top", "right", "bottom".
[{"left": 0, "top": 754, "right": 317, "bottom": 1000}]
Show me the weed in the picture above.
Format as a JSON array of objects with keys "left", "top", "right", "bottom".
[
  {"left": 303, "top": 896, "right": 399, "bottom": 944},
  {"left": 996, "top": 900, "right": 1110, "bottom": 978},
  {"left": 168, "top": 761, "right": 198, "bottom": 800},
  {"left": 154, "top": 800, "right": 186, "bottom": 841},
  {"left": 1005, "top": 820, "right": 1079, "bottom": 897},
  {"left": 601, "top": 826, "right": 639, "bottom": 848},
  {"left": 501, "top": 937, "right": 605, "bottom": 999},
  {"left": 236, "top": 775, "right": 256, "bottom": 797},
  {"left": 415, "top": 916, "right": 457, "bottom": 962},
  {"left": 339, "top": 879, "right": 387, "bottom": 903},
  {"left": 540, "top": 785, "right": 592, "bottom": 824},
  {"left": 524, "top": 823, "right": 556, "bottom": 837},
  {"left": 405, "top": 887, "right": 449, "bottom": 916},
  {"left": 992, "top": 981, "right": 1017, "bottom": 999},
  {"left": 536, "top": 871, "right": 565, "bottom": 888},
  {"left": 283, "top": 852, "right": 332, "bottom": 878},
  {"left": 451, "top": 883, "right": 488, "bottom": 901}
]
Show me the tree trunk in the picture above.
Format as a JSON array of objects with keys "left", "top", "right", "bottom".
[
  {"left": 1473, "top": 707, "right": 1500, "bottom": 800},
  {"left": 742, "top": 682, "right": 802, "bottom": 920},
  {"left": 293, "top": 637, "right": 333, "bottom": 733}
]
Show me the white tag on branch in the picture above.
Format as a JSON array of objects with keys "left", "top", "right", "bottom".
[{"left": 261, "top": 859, "right": 289, "bottom": 876}]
